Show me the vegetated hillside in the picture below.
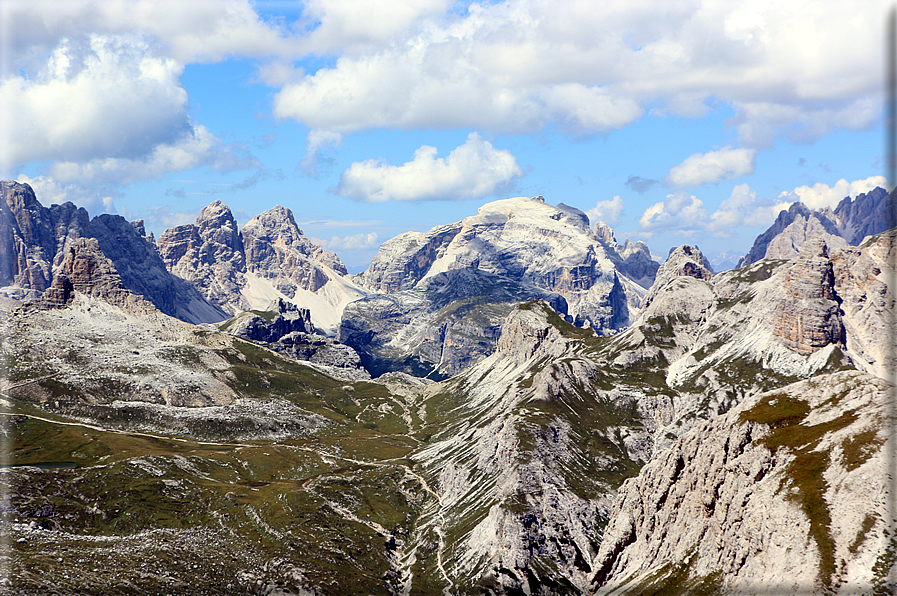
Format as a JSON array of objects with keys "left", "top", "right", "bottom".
[{"left": 4, "top": 231, "right": 895, "bottom": 594}]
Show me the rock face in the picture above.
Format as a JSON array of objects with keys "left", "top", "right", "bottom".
[
  {"left": 0, "top": 181, "right": 227, "bottom": 323},
  {"left": 222, "top": 298, "right": 368, "bottom": 379},
  {"left": 738, "top": 187, "right": 893, "bottom": 268},
  {"left": 347, "top": 196, "right": 656, "bottom": 377},
  {"left": 88, "top": 213, "right": 227, "bottom": 324},
  {"left": 642, "top": 245, "right": 714, "bottom": 309},
  {"left": 771, "top": 238, "right": 845, "bottom": 355},
  {"left": 358, "top": 196, "right": 656, "bottom": 332},
  {"left": 340, "top": 267, "right": 569, "bottom": 378},
  {"left": 157, "top": 202, "right": 366, "bottom": 334},
  {"left": 39, "top": 237, "right": 150, "bottom": 312},
  {"left": 831, "top": 186, "right": 892, "bottom": 244},
  {"left": 591, "top": 370, "right": 893, "bottom": 594},
  {"left": 830, "top": 229, "right": 897, "bottom": 379},
  {"left": 242, "top": 206, "right": 347, "bottom": 293},
  {"left": 267, "top": 332, "right": 369, "bottom": 380},
  {"left": 411, "top": 302, "right": 636, "bottom": 594},
  {"left": 0, "top": 180, "right": 89, "bottom": 296},
  {"left": 225, "top": 298, "right": 315, "bottom": 342},
  {"left": 158, "top": 200, "right": 249, "bottom": 315}
]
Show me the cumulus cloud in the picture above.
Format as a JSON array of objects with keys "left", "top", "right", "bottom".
[
  {"left": 666, "top": 147, "right": 756, "bottom": 188},
  {"left": 778, "top": 176, "right": 889, "bottom": 210},
  {"left": 639, "top": 191, "right": 707, "bottom": 236},
  {"left": 15, "top": 174, "right": 118, "bottom": 215},
  {"left": 586, "top": 196, "right": 625, "bottom": 226},
  {"left": 296, "top": 0, "right": 452, "bottom": 54},
  {"left": 272, "top": 0, "right": 879, "bottom": 151},
  {"left": 3, "top": 0, "right": 298, "bottom": 66},
  {"left": 1, "top": 34, "right": 258, "bottom": 187},
  {"left": 707, "top": 184, "right": 788, "bottom": 235},
  {"left": 325, "top": 232, "right": 380, "bottom": 251},
  {"left": 2, "top": 35, "right": 189, "bottom": 166},
  {"left": 638, "top": 183, "right": 807, "bottom": 237},
  {"left": 333, "top": 133, "right": 522, "bottom": 202},
  {"left": 46, "top": 125, "right": 259, "bottom": 186}
]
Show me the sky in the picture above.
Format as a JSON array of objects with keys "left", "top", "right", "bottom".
[{"left": 0, "top": 0, "right": 889, "bottom": 271}]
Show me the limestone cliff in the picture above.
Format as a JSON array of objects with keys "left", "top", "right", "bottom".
[
  {"left": 591, "top": 370, "right": 894, "bottom": 595},
  {"left": 0, "top": 180, "right": 89, "bottom": 296},
  {"left": 157, "top": 202, "right": 366, "bottom": 334},
  {"left": 357, "top": 196, "right": 655, "bottom": 334},
  {"left": 157, "top": 200, "right": 249, "bottom": 315},
  {"left": 340, "top": 268, "right": 569, "bottom": 378},
  {"left": 739, "top": 188, "right": 892, "bottom": 268}
]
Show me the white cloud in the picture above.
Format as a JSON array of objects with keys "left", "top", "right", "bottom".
[
  {"left": 15, "top": 174, "right": 117, "bottom": 215},
  {"left": 3, "top": 0, "right": 298, "bottom": 66},
  {"left": 1, "top": 35, "right": 189, "bottom": 166},
  {"left": 779, "top": 176, "right": 889, "bottom": 210},
  {"left": 47, "top": 125, "right": 259, "bottom": 187},
  {"left": 638, "top": 182, "right": 838, "bottom": 238},
  {"left": 333, "top": 133, "right": 522, "bottom": 202},
  {"left": 1, "top": 34, "right": 258, "bottom": 187},
  {"left": 325, "top": 232, "right": 380, "bottom": 251},
  {"left": 586, "top": 195, "right": 625, "bottom": 226},
  {"left": 667, "top": 146, "right": 756, "bottom": 188},
  {"left": 297, "top": 0, "right": 452, "bottom": 54},
  {"left": 706, "top": 183, "right": 785, "bottom": 235},
  {"left": 638, "top": 191, "right": 707, "bottom": 236},
  {"left": 272, "top": 0, "right": 880, "bottom": 151},
  {"left": 3, "top": 0, "right": 884, "bottom": 179}
]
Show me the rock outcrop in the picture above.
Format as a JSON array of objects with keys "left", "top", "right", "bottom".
[
  {"left": 157, "top": 202, "right": 366, "bottom": 334},
  {"left": 829, "top": 228, "right": 897, "bottom": 379},
  {"left": 831, "top": 186, "right": 892, "bottom": 244},
  {"left": 591, "top": 370, "right": 893, "bottom": 594},
  {"left": 358, "top": 196, "right": 656, "bottom": 333},
  {"left": 738, "top": 187, "right": 893, "bottom": 268},
  {"left": 0, "top": 180, "right": 89, "bottom": 296},
  {"left": 158, "top": 200, "right": 249, "bottom": 315},
  {"left": 0, "top": 181, "right": 226, "bottom": 323},
  {"left": 88, "top": 213, "right": 227, "bottom": 324},
  {"left": 222, "top": 298, "right": 368, "bottom": 379},
  {"left": 224, "top": 298, "right": 315, "bottom": 342},
  {"left": 38, "top": 237, "right": 150, "bottom": 312},
  {"left": 771, "top": 238, "right": 845, "bottom": 355},
  {"left": 242, "top": 206, "right": 347, "bottom": 293},
  {"left": 642, "top": 245, "right": 714, "bottom": 309},
  {"left": 340, "top": 267, "right": 569, "bottom": 378}
]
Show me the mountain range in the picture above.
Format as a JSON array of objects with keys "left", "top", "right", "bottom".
[{"left": 2, "top": 179, "right": 895, "bottom": 595}]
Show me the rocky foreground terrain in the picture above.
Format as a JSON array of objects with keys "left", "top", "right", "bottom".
[{"left": 1, "top": 181, "right": 896, "bottom": 594}]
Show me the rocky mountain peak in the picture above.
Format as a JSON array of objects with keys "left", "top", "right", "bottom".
[
  {"left": 1, "top": 181, "right": 90, "bottom": 293},
  {"left": 495, "top": 302, "right": 568, "bottom": 364},
  {"left": 39, "top": 237, "right": 144, "bottom": 310},
  {"left": 772, "top": 237, "right": 845, "bottom": 354},
  {"left": 360, "top": 196, "right": 657, "bottom": 334},
  {"left": 593, "top": 221, "right": 616, "bottom": 245},
  {"left": 739, "top": 188, "right": 891, "bottom": 268},
  {"left": 157, "top": 200, "right": 248, "bottom": 315},
  {"left": 832, "top": 186, "right": 892, "bottom": 244},
  {"left": 642, "top": 245, "right": 713, "bottom": 309},
  {"left": 241, "top": 205, "right": 348, "bottom": 291}
]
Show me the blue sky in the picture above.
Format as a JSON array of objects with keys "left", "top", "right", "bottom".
[{"left": 1, "top": 0, "right": 888, "bottom": 271}]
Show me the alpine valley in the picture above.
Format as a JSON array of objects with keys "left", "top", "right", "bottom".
[{"left": 1, "top": 179, "right": 895, "bottom": 595}]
